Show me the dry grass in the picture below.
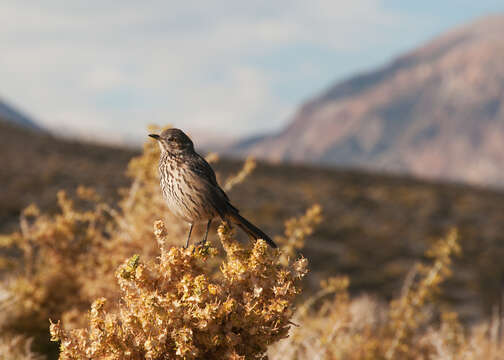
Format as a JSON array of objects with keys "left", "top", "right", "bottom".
[{"left": 269, "top": 230, "right": 504, "bottom": 360}]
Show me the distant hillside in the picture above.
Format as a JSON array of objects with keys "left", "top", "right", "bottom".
[
  {"left": 0, "top": 119, "right": 135, "bottom": 231},
  {"left": 0, "top": 97, "right": 41, "bottom": 130},
  {"left": 234, "top": 15, "right": 504, "bottom": 187},
  {"left": 4, "top": 121, "right": 504, "bottom": 321}
]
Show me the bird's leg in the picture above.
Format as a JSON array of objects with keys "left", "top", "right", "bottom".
[
  {"left": 195, "top": 219, "right": 212, "bottom": 247},
  {"left": 185, "top": 223, "right": 194, "bottom": 248},
  {"left": 203, "top": 219, "right": 211, "bottom": 244}
]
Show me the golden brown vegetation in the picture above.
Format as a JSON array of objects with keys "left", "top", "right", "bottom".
[
  {"left": 0, "top": 127, "right": 314, "bottom": 358},
  {"left": 269, "top": 230, "right": 504, "bottom": 359},
  {"left": 5, "top": 119, "right": 504, "bottom": 318},
  {"left": 2, "top": 124, "right": 504, "bottom": 359},
  {"left": 50, "top": 222, "right": 307, "bottom": 359},
  {"left": 0, "top": 335, "right": 43, "bottom": 360}
]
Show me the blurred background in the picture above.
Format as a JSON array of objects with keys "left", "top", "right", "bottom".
[{"left": 3, "top": 0, "right": 504, "bottom": 326}]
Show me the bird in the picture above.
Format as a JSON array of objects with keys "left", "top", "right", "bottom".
[{"left": 149, "top": 128, "right": 277, "bottom": 249}]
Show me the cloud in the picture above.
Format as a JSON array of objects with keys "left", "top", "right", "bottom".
[{"left": 0, "top": 0, "right": 422, "bottom": 140}]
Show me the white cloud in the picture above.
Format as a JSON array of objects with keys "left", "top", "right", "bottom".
[{"left": 0, "top": 0, "right": 416, "bottom": 140}]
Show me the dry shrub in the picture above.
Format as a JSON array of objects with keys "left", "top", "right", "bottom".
[
  {"left": 50, "top": 221, "right": 308, "bottom": 359},
  {"left": 0, "top": 129, "right": 174, "bottom": 350},
  {"left": 5, "top": 125, "right": 504, "bottom": 359},
  {"left": 269, "top": 229, "right": 504, "bottom": 359},
  {"left": 275, "top": 204, "right": 322, "bottom": 266},
  {"left": 0, "top": 335, "right": 44, "bottom": 360},
  {"left": 385, "top": 229, "right": 461, "bottom": 358},
  {"left": 0, "top": 192, "right": 110, "bottom": 354},
  {"left": 0, "top": 126, "right": 318, "bottom": 358}
]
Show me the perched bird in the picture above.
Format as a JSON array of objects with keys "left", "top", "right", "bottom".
[{"left": 149, "top": 128, "right": 277, "bottom": 248}]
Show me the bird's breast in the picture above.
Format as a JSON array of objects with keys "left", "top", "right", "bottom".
[{"left": 159, "top": 159, "right": 215, "bottom": 223}]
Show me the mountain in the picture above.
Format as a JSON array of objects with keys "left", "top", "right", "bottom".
[
  {"left": 0, "top": 97, "right": 41, "bottom": 130},
  {"left": 234, "top": 15, "right": 504, "bottom": 187}
]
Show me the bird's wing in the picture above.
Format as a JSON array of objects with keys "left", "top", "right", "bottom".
[
  {"left": 189, "top": 153, "right": 219, "bottom": 186},
  {"left": 189, "top": 153, "right": 230, "bottom": 202},
  {"left": 190, "top": 153, "right": 239, "bottom": 217}
]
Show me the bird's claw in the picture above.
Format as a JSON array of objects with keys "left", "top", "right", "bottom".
[
  {"left": 196, "top": 239, "right": 207, "bottom": 247},
  {"left": 191, "top": 239, "right": 208, "bottom": 254}
]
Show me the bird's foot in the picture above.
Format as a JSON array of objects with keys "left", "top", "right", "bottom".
[
  {"left": 192, "top": 239, "right": 209, "bottom": 254},
  {"left": 195, "top": 239, "right": 207, "bottom": 247}
]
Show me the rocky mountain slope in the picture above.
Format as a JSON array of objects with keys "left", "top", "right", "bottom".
[
  {"left": 235, "top": 15, "right": 504, "bottom": 187},
  {"left": 0, "top": 97, "right": 41, "bottom": 130}
]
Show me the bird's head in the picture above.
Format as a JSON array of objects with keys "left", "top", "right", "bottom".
[{"left": 149, "top": 128, "right": 194, "bottom": 154}]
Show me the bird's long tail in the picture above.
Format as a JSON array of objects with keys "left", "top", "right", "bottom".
[{"left": 228, "top": 212, "right": 277, "bottom": 248}]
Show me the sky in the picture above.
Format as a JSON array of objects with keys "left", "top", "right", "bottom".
[{"left": 0, "top": 1, "right": 503, "bottom": 143}]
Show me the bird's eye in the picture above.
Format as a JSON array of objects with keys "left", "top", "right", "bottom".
[{"left": 168, "top": 137, "right": 175, "bottom": 142}]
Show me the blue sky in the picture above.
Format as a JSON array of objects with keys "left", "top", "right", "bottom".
[{"left": 0, "top": 1, "right": 503, "bottom": 143}]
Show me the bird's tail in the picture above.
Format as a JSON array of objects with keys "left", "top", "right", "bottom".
[{"left": 228, "top": 212, "right": 277, "bottom": 248}]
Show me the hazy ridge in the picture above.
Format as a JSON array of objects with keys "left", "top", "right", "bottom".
[{"left": 234, "top": 15, "right": 504, "bottom": 187}]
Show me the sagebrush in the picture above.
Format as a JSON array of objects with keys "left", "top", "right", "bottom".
[
  {"left": 0, "top": 126, "right": 316, "bottom": 358},
  {"left": 2, "top": 126, "right": 504, "bottom": 359},
  {"left": 50, "top": 221, "right": 307, "bottom": 359}
]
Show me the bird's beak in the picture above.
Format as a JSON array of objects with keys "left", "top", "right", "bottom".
[{"left": 149, "top": 134, "right": 160, "bottom": 140}]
